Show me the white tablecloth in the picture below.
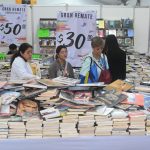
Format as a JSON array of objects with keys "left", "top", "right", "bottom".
[{"left": 0, "top": 136, "right": 150, "bottom": 150}]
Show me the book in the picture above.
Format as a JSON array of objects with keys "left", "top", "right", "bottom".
[
  {"left": 37, "top": 79, "right": 67, "bottom": 87},
  {"left": 96, "top": 90, "right": 128, "bottom": 107},
  {"left": 104, "top": 79, "right": 133, "bottom": 92},
  {"left": 122, "top": 93, "right": 144, "bottom": 106},
  {"left": 16, "top": 100, "right": 39, "bottom": 118},
  {"left": 59, "top": 90, "right": 102, "bottom": 106},
  {"left": 0, "top": 81, "right": 7, "bottom": 88},
  {"left": 23, "top": 83, "right": 47, "bottom": 89}
]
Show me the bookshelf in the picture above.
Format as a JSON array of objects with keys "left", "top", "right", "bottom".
[
  {"left": 38, "top": 18, "right": 57, "bottom": 55},
  {"left": 96, "top": 19, "right": 134, "bottom": 47}
]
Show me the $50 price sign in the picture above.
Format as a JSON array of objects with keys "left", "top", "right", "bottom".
[
  {"left": 0, "top": 4, "right": 27, "bottom": 45},
  {"left": 0, "top": 23, "right": 22, "bottom": 35}
]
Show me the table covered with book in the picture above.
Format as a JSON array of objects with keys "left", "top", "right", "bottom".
[{"left": 0, "top": 51, "right": 150, "bottom": 149}]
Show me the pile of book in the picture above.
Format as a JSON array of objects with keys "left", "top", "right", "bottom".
[
  {"left": 112, "top": 118, "right": 129, "bottom": 135},
  {"left": 8, "top": 121, "right": 25, "bottom": 139},
  {"left": 43, "top": 118, "right": 61, "bottom": 138},
  {"left": 95, "top": 115, "right": 112, "bottom": 136},
  {"left": 128, "top": 111, "right": 146, "bottom": 135},
  {"left": 78, "top": 115, "right": 95, "bottom": 136},
  {"left": 0, "top": 118, "right": 9, "bottom": 139},
  {"left": 146, "top": 115, "right": 150, "bottom": 135},
  {"left": 26, "top": 118, "right": 43, "bottom": 139},
  {"left": 60, "top": 122, "right": 78, "bottom": 138}
]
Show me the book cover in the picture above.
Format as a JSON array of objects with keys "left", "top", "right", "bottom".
[
  {"left": 96, "top": 90, "right": 128, "bottom": 107},
  {"left": 16, "top": 99, "right": 39, "bottom": 118},
  {"left": 122, "top": 92, "right": 144, "bottom": 106},
  {"left": 104, "top": 79, "right": 133, "bottom": 92}
]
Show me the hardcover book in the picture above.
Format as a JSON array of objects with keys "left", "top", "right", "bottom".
[
  {"left": 104, "top": 79, "right": 133, "bottom": 92},
  {"left": 96, "top": 90, "right": 128, "bottom": 107}
]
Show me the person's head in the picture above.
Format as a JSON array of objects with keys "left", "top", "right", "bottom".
[
  {"left": 103, "top": 34, "right": 119, "bottom": 54},
  {"left": 91, "top": 36, "right": 104, "bottom": 57},
  {"left": 19, "top": 43, "right": 32, "bottom": 61},
  {"left": 55, "top": 45, "right": 68, "bottom": 61},
  {"left": 9, "top": 44, "right": 17, "bottom": 51},
  {"left": 10, "top": 43, "right": 32, "bottom": 66}
]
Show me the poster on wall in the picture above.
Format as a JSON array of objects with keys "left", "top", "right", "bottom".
[
  {"left": 56, "top": 11, "right": 96, "bottom": 67},
  {"left": 0, "top": 4, "right": 27, "bottom": 46}
]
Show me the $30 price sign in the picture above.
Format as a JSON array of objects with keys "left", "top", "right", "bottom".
[{"left": 57, "top": 31, "right": 87, "bottom": 49}]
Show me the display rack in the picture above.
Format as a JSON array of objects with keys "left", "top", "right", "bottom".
[
  {"left": 38, "top": 18, "right": 57, "bottom": 55},
  {"left": 96, "top": 18, "right": 134, "bottom": 47}
]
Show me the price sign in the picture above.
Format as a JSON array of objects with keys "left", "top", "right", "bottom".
[
  {"left": 0, "top": 4, "right": 27, "bottom": 45},
  {"left": 0, "top": 23, "right": 22, "bottom": 35},
  {"left": 56, "top": 11, "right": 96, "bottom": 67},
  {"left": 57, "top": 32, "right": 86, "bottom": 49}
]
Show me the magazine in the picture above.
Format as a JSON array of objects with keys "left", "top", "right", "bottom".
[
  {"left": 37, "top": 79, "right": 68, "bottom": 87},
  {"left": 96, "top": 90, "right": 128, "bottom": 107},
  {"left": 16, "top": 99, "right": 39, "bottom": 118},
  {"left": 59, "top": 90, "right": 103, "bottom": 106}
]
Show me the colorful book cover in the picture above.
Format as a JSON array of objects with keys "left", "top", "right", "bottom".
[{"left": 122, "top": 92, "right": 144, "bottom": 106}]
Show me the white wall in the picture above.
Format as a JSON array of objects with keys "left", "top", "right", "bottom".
[
  {"left": 102, "top": 5, "right": 133, "bottom": 19},
  {"left": 134, "top": 8, "right": 150, "bottom": 53}
]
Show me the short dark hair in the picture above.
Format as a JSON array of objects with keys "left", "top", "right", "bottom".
[
  {"left": 91, "top": 36, "right": 104, "bottom": 49},
  {"left": 55, "top": 45, "right": 67, "bottom": 59},
  {"left": 9, "top": 44, "right": 17, "bottom": 50}
]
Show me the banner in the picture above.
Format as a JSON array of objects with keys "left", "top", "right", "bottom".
[
  {"left": 0, "top": 4, "right": 27, "bottom": 45},
  {"left": 56, "top": 11, "right": 96, "bottom": 67}
]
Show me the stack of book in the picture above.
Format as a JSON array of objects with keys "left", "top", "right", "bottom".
[
  {"left": 35, "top": 89, "right": 59, "bottom": 108},
  {"left": 60, "top": 114, "right": 79, "bottom": 137},
  {"left": 8, "top": 121, "right": 25, "bottom": 139},
  {"left": 112, "top": 118, "right": 129, "bottom": 135},
  {"left": 42, "top": 118, "right": 61, "bottom": 138},
  {"left": 26, "top": 119, "right": 43, "bottom": 138},
  {"left": 52, "top": 76, "right": 80, "bottom": 86},
  {"left": 78, "top": 115, "right": 95, "bottom": 136},
  {"left": 128, "top": 111, "right": 146, "bottom": 135},
  {"left": 95, "top": 115, "right": 112, "bottom": 136},
  {"left": 0, "top": 117, "right": 9, "bottom": 139},
  {"left": 63, "top": 114, "right": 78, "bottom": 124},
  {"left": 60, "top": 121, "right": 78, "bottom": 138},
  {"left": 146, "top": 115, "right": 150, "bottom": 135},
  {"left": 66, "top": 109, "right": 86, "bottom": 115}
]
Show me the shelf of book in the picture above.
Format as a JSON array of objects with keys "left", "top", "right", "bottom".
[
  {"left": 38, "top": 18, "right": 57, "bottom": 55},
  {"left": 96, "top": 19, "right": 134, "bottom": 47}
]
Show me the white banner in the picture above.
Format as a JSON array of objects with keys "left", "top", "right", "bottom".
[
  {"left": 0, "top": 4, "right": 27, "bottom": 45},
  {"left": 56, "top": 11, "right": 96, "bottom": 67}
]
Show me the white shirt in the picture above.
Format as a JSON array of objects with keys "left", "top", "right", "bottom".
[{"left": 10, "top": 57, "right": 37, "bottom": 80}]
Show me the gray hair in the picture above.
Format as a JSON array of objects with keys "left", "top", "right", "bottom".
[{"left": 91, "top": 36, "right": 104, "bottom": 49}]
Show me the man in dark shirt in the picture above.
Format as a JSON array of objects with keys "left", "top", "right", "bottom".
[{"left": 7, "top": 44, "right": 17, "bottom": 55}]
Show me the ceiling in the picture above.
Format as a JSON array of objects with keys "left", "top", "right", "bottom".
[
  {"left": 0, "top": 0, "right": 150, "bottom": 6},
  {"left": 35, "top": 0, "right": 150, "bottom": 6}
]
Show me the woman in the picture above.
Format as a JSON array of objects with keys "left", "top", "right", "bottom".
[
  {"left": 10, "top": 43, "right": 40, "bottom": 80},
  {"left": 79, "top": 36, "right": 110, "bottom": 83},
  {"left": 103, "top": 34, "right": 126, "bottom": 82},
  {"left": 48, "top": 45, "right": 74, "bottom": 79}
]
